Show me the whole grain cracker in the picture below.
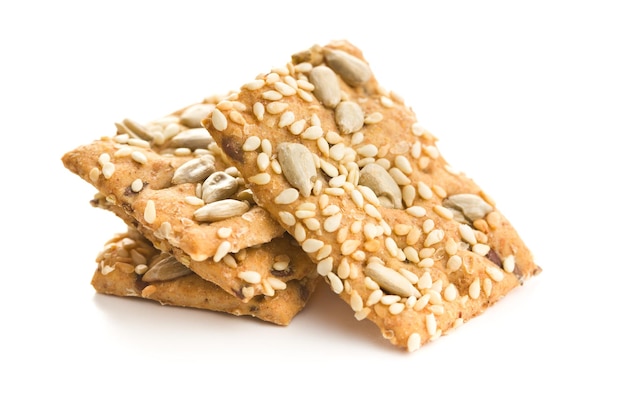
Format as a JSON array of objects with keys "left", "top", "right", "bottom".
[
  {"left": 205, "top": 40, "right": 541, "bottom": 351},
  {"left": 93, "top": 228, "right": 319, "bottom": 325}
]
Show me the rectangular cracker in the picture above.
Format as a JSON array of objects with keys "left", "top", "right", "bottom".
[
  {"left": 93, "top": 227, "right": 319, "bottom": 325},
  {"left": 205, "top": 40, "right": 541, "bottom": 351},
  {"left": 62, "top": 95, "right": 314, "bottom": 302}
]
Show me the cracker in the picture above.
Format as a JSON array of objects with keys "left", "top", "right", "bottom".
[
  {"left": 205, "top": 40, "right": 541, "bottom": 351},
  {"left": 92, "top": 192, "right": 317, "bottom": 302},
  {"left": 93, "top": 228, "right": 319, "bottom": 325},
  {"left": 62, "top": 96, "right": 313, "bottom": 301}
]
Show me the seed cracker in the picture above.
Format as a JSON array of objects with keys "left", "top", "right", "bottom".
[
  {"left": 93, "top": 227, "right": 319, "bottom": 325},
  {"left": 205, "top": 40, "right": 541, "bottom": 351},
  {"left": 62, "top": 97, "right": 312, "bottom": 302}
]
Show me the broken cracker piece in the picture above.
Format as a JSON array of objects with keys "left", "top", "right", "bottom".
[
  {"left": 93, "top": 228, "right": 319, "bottom": 326},
  {"left": 62, "top": 96, "right": 314, "bottom": 302},
  {"left": 205, "top": 40, "right": 541, "bottom": 351}
]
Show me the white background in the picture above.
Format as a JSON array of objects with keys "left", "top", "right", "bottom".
[{"left": 1, "top": 1, "right": 624, "bottom": 415}]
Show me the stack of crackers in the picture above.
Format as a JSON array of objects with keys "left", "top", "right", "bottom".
[{"left": 62, "top": 40, "right": 540, "bottom": 351}]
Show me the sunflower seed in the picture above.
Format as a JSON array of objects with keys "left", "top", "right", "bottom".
[
  {"left": 118, "top": 118, "right": 155, "bottom": 142},
  {"left": 358, "top": 163, "right": 402, "bottom": 208},
  {"left": 170, "top": 128, "right": 213, "bottom": 150},
  {"left": 180, "top": 103, "right": 215, "bottom": 128},
  {"left": 142, "top": 255, "right": 191, "bottom": 282},
  {"left": 365, "top": 262, "right": 419, "bottom": 298},
  {"left": 193, "top": 199, "right": 250, "bottom": 222},
  {"left": 335, "top": 101, "right": 364, "bottom": 134},
  {"left": 443, "top": 194, "right": 493, "bottom": 222},
  {"left": 323, "top": 48, "right": 372, "bottom": 87},
  {"left": 308, "top": 65, "right": 341, "bottom": 108},
  {"left": 171, "top": 154, "right": 216, "bottom": 185},
  {"left": 277, "top": 142, "right": 317, "bottom": 197},
  {"left": 201, "top": 171, "right": 239, "bottom": 204}
]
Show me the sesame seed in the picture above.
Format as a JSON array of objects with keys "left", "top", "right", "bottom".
[
  {"left": 144, "top": 200, "right": 156, "bottom": 224},
  {"left": 469, "top": 278, "right": 481, "bottom": 299},
  {"left": 304, "top": 217, "right": 321, "bottom": 231},
  {"left": 323, "top": 213, "right": 342, "bottom": 232},
  {"left": 327, "top": 271, "right": 344, "bottom": 294},
  {"left": 278, "top": 111, "right": 296, "bottom": 128},
  {"left": 364, "top": 112, "right": 383, "bottom": 124},
  {"left": 217, "top": 227, "right": 232, "bottom": 239},
  {"left": 418, "top": 272, "right": 433, "bottom": 290},
  {"left": 356, "top": 143, "right": 379, "bottom": 158},
  {"left": 262, "top": 90, "right": 283, "bottom": 101},
  {"left": 102, "top": 162, "right": 115, "bottom": 179},
  {"left": 422, "top": 219, "right": 435, "bottom": 233},
  {"left": 486, "top": 266, "right": 504, "bottom": 282},
  {"left": 444, "top": 283, "right": 458, "bottom": 301},
  {"left": 394, "top": 155, "right": 413, "bottom": 175},
  {"left": 256, "top": 152, "right": 270, "bottom": 171},
  {"left": 472, "top": 243, "right": 491, "bottom": 256},
  {"left": 426, "top": 313, "right": 437, "bottom": 336},
  {"left": 211, "top": 109, "right": 228, "bottom": 131},
  {"left": 213, "top": 240, "right": 231, "bottom": 262},
  {"left": 294, "top": 223, "right": 306, "bottom": 242},
  {"left": 434, "top": 205, "right": 454, "bottom": 220},
  {"left": 407, "top": 333, "right": 421, "bottom": 352},
  {"left": 350, "top": 292, "right": 364, "bottom": 312},
  {"left": 274, "top": 188, "right": 300, "bottom": 205},
  {"left": 238, "top": 270, "right": 261, "bottom": 284},
  {"left": 266, "top": 102, "right": 289, "bottom": 114},
  {"left": 447, "top": 255, "right": 463, "bottom": 271},
  {"left": 243, "top": 79, "right": 266, "bottom": 90},
  {"left": 503, "top": 255, "right": 516, "bottom": 273},
  {"left": 459, "top": 224, "right": 477, "bottom": 244},
  {"left": 484, "top": 278, "right": 493, "bottom": 297},
  {"left": 114, "top": 146, "right": 133, "bottom": 157},
  {"left": 301, "top": 125, "right": 324, "bottom": 140},
  {"left": 389, "top": 303, "right": 405, "bottom": 315},
  {"left": 317, "top": 256, "right": 333, "bottom": 276},
  {"left": 274, "top": 81, "right": 297, "bottom": 96},
  {"left": 89, "top": 167, "right": 100, "bottom": 183},
  {"left": 413, "top": 293, "right": 431, "bottom": 311},
  {"left": 184, "top": 196, "right": 204, "bottom": 206},
  {"left": 424, "top": 229, "right": 445, "bottom": 247},
  {"left": 341, "top": 239, "right": 361, "bottom": 256},
  {"left": 406, "top": 206, "right": 426, "bottom": 217},
  {"left": 354, "top": 307, "right": 371, "bottom": 321},
  {"left": 253, "top": 102, "right": 265, "bottom": 121},
  {"left": 242, "top": 135, "right": 261, "bottom": 151},
  {"left": 248, "top": 172, "right": 271, "bottom": 185},
  {"left": 417, "top": 181, "right": 433, "bottom": 199}
]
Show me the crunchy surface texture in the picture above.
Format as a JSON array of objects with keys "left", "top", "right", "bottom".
[
  {"left": 205, "top": 40, "right": 541, "bottom": 351},
  {"left": 93, "top": 228, "right": 319, "bottom": 325},
  {"left": 62, "top": 96, "right": 316, "bottom": 302}
]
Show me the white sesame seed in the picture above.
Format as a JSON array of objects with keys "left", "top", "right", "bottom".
[
  {"left": 417, "top": 181, "right": 433, "bottom": 199},
  {"left": 211, "top": 109, "right": 228, "bottom": 131},
  {"left": 253, "top": 102, "right": 264, "bottom": 121},
  {"left": 418, "top": 272, "right": 433, "bottom": 290},
  {"left": 242, "top": 135, "right": 261, "bottom": 151},
  {"left": 213, "top": 240, "right": 231, "bottom": 262},
  {"left": 459, "top": 224, "right": 477, "bottom": 245},
  {"left": 447, "top": 255, "right": 463, "bottom": 271},
  {"left": 274, "top": 81, "right": 296, "bottom": 96},
  {"left": 323, "top": 213, "right": 343, "bottom": 232},
  {"left": 89, "top": 167, "right": 100, "bottom": 183},
  {"left": 248, "top": 172, "right": 271, "bottom": 185},
  {"left": 503, "top": 255, "right": 516, "bottom": 273},
  {"left": 356, "top": 144, "right": 379, "bottom": 158},
  {"left": 443, "top": 284, "right": 458, "bottom": 302},
  {"left": 434, "top": 205, "right": 454, "bottom": 220},
  {"left": 350, "top": 292, "right": 364, "bottom": 312},
  {"left": 102, "top": 162, "right": 115, "bottom": 179},
  {"left": 413, "top": 293, "right": 431, "bottom": 311},
  {"left": 426, "top": 313, "right": 437, "bottom": 336},
  {"left": 184, "top": 195, "right": 204, "bottom": 206},
  {"left": 407, "top": 333, "right": 421, "bottom": 352},
  {"left": 301, "top": 125, "right": 324, "bottom": 140},
  {"left": 422, "top": 219, "right": 435, "bottom": 233},
  {"left": 341, "top": 239, "right": 361, "bottom": 256},
  {"left": 262, "top": 90, "right": 283, "bottom": 101},
  {"left": 469, "top": 278, "right": 481, "bottom": 299},
  {"left": 266, "top": 102, "right": 289, "bottom": 114},
  {"left": 279, "top": 111, "right": 295, "bottom": 128},
  {"left": 406, "top": 205, "right": 426, "bottom": 217},
  {"left": 389, "top": 303, "right": 405, "bottom": 315},
  {"left": 472, "top": 243, "right": 491, "bottom": 256},
  {"left": 304, "top": 217, "right": 321, "bottom": 231},
  {"left": 486, "top": 266, "right": 504, "bottom": 282},
  {"left": 327, "top": 272, "right": 344, "bottom": 294},
  {"left": 484, "top": 277, "right": 493, "bottom": 297},
  {"left": 274, "top": 188, "right": 300, "bottom": 205},
  {"left": 424, "top": 229, "right": 445, "bottom": 247},
  {"left": 317, "top": 257, "right": 333, "bottom": 276},
  {"left": 394, "top": 155, "right": 413, "bottom": 175},
  {"left": 238, "top": 270, "right": 261, "bottom": 284},
  {"left": 143, "top": 200, "right": 156, "bottom": 224},
  {"left": 217, "top": 227, "right": 232, "bottom": 239},
  {"left": 411, "top": 123, "right": 425, "bottom": 136},
  {"left": 243, "top": 79, "right": 266, "bottom": 90},
  {"left": 366, "top": 289, "right": 383, "bottom": 306}
]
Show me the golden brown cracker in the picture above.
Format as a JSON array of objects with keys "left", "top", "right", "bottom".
[
  {"left": 93, "top": 228, "right": 319, "bottom": 325},
  {"left": 205, "top": 40, "right": 541, "bottom": 351}
]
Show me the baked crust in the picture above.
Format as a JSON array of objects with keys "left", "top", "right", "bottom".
[
  {"left": 205, "top": 40, "right": 541, "bottom": 350},
  {"left": 92, "top": 228, "right": 319, "bottom": 325}
]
